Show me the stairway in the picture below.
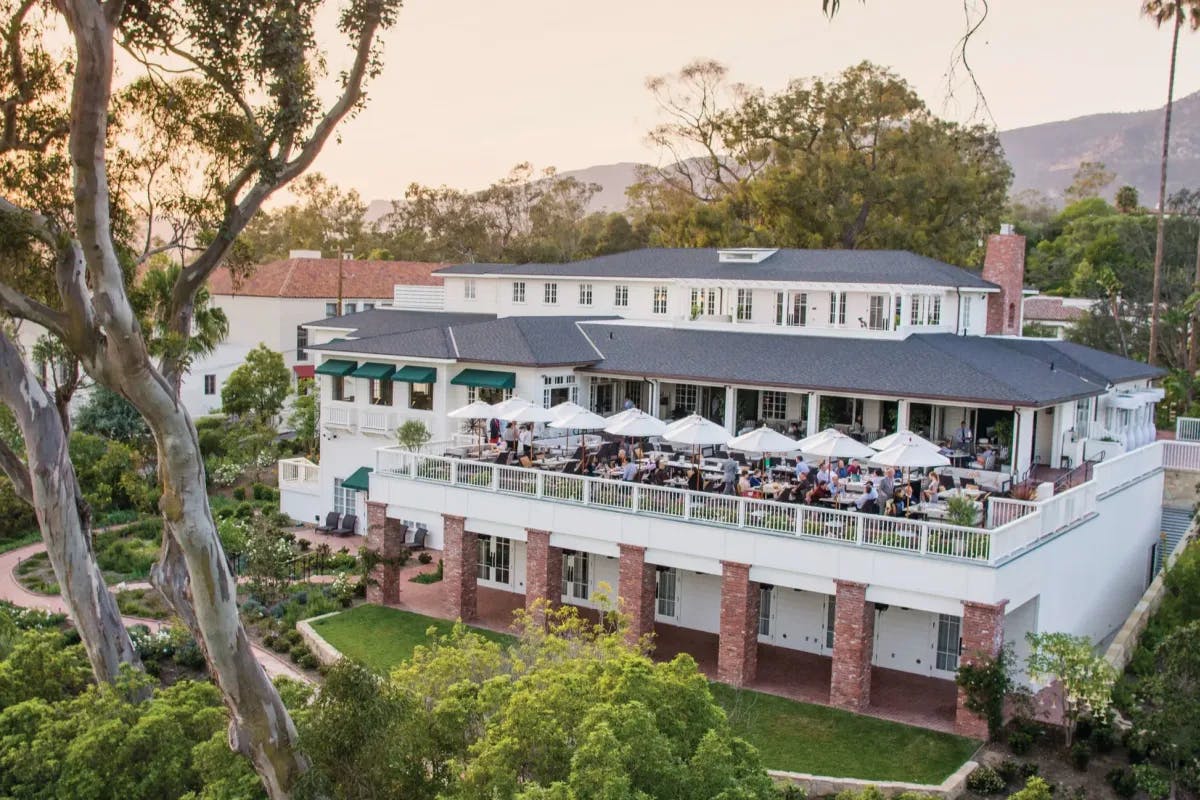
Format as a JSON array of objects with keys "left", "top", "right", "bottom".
[{"left": 1159, "top": 506, "right": 1194, "bottom": 573}]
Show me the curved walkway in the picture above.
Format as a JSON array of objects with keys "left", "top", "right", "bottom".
[{"left": 0, "top": 541, "right": 310, "bottom": 683}]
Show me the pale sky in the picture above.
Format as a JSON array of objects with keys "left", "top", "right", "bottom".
[{"left": 304, "top": 0, "right": 1200, "bottom": 201}]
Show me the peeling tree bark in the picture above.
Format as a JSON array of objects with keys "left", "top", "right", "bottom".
[{"left": 0, "top": 330, "right": 143, "bottom": 687}]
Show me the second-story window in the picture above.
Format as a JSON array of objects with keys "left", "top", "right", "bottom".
[
  {"left": 362, "top": 302, "right": 375, "bottom": 311},
  {"left": 736, "top": 288, "right": 753, "bottom": 321},
  {"left": 464, "top": 279, "right": 476, "bottom": 299},
  {"left": 910, "top": 295, "right": 922, "bottom": 326},
  {"left": 761, "top": 390, "right": 787, "bottom": 420},
  {"left": 774, "top": 292, "right": 785, "bottom": 325},
  {"left": 928, "top": 296, "right": 942, "bottom": 325},
  {"left": 325, "top": 302, "right": 338, "bottom": 317},
  {"left": 368, "top": 379, "right": 393, "bottom": 406},
  {"left": 579, "top": 283, "right": 593, "bottom": 306},
  {"left": 332, "top": 376, "right": 354, "bottom": 403},
  {"left": 652, "top": 285, "right": 668, "bottom": 315},
  {"left": 614, "top": 284, "right": 629, "bottom": 307},
  {"left": 792, "top": 292, "right": 808, "bottom": 326},
  {"left": 409, "top": 382, "right": 433, "bottom": 410},
  {"left": 828, "top": 291, "right": 846, "bottom": 325},
  {"left": 544, "top": 282, "right": 558, "bottom": 304},
  {"left": 512, "top": 281, "right": 526, "bottom": 303},
  {"left": 868, "top": 295, "right": 887, "bottom": 330},
  {"left": 296, "top": 326, "right": 309, "bottom": 361}
]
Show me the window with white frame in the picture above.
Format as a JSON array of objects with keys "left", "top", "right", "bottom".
[
  {"left": 655, "top": 567, "right": 678, "bottom": 618},
  {"left": 825, "top": 596, "right": 836, "bottom": 649},
  {"left": 343, "top": 302, "right": 356, "bottom": 314},
  {"left": 409, "top": 382, "right": 432, "bottom": 410},
  {"left": 562, "top": 551, "right": 590, "bottom": 601},
  {"left": 544, "top": 282, "right": 558, "bottom": 304},
  {"left": 936, "top": 613, "right": 961, "bottom": 671},
  {"left": 652, "top": 285, "right": 669, "bottom": 315},
  {"left": 332, "top": 375, "right": 353, "bottom": 402},
  {"left": 910, "top": 296, "right": 922, "bottom": 326},
  {"left": 512, "top": 281, "right": 526, "bottom": 303},
  {"left": 363, "top": 302, "right": 376, "bottom": 311},
  {"left": 927, "top": 295, "right": 942, "bottom": 325},
  {"left": 325, "top": 302, "right": 338, "bottom": 316},
  {"left": 333, "top": 478, "right": 356, "bottom": 517},
  {"left": 961, "top": 297, "right": 971, "bottom": 329},
  {"left": 868, "top": 295, "right": 887, "bottom": 330},
  {"left": 674, "top": 383, "right": 698, "bottom": 414},
  {"left": 203, "top": 374, "right": 216, "bottom": 395},
  {"left": 1074, "top": 397, "right": 1092, "bottom": 439},
  {"left": 894, "top": 295, "right": 903, "bottom": 328},
  {"left": 774, "top": 292, "right": 785, "bottom": 325},
  {"left": 828, "top": 291, "right": 846, "bottom": 325},
  {"left": 791, "top": 292, "right": 807, "bottom": 326},
  {"left": 467, "top": 385, "right": 512, "bottom": 404},
  {"left": 761, "top": 390, "right": 787, "bottom": 420},
  {"left": 368, "top": 379, "right": 393, "bottom": 406},
  {"left": 476, "top": 535, "right": 511, "bottom": 584},
  {"left": 296, "top": 326, "right": 309, "bottom": 361},
  {"left": 758, "top": 585, "right": 774, "bottom": 636},
  {"left": 578, "top": 283, "right": 593, "bottom": 306},
  {"left": 736, "top": 288, "right": 753, "bottom": 321},
  {"left": 464, "top": 279, "right": 477, "bottom": 300},
  {"left": 590, "top": 379, "right": 616, "bottom": 414},
  {"left": 614, "top": 284, "right": 629, "bottom": 307},
  {"left": 543, "top": 374, "right": 578, "bottom": 408}
]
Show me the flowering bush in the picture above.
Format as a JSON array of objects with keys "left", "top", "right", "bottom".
[
  {"left": 330, "top": 572, "right": 355, "bottom": 607},
  {"left": 245, "top": 520, "right": 294, "bottom": 604},
  {"left": 210, "top": 459, "right": 246, "bottom": 487}
]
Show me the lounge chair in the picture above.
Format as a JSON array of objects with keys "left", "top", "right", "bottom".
[
  {"left": 331, "top": 513, "right": 357, "bottom": 536},
  {"left": 406, "top": 525, "right": 428, "bottom": 550},
  {"left": 315, "top": 512, "right": 339, "bottom": 533}
]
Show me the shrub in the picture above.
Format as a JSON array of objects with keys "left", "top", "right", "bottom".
[
  {"left": 1008, "top": 777, "right": 1052, "bottom": 800},
  {"left": 1106, "top": 768, "right": 1139, "bottom": 798},
  {"left": 262, "top": 633, "right": 278, "bottom": 649},
  {"left": 967, "top": 766, "right": 1006, "bottom": 795},
  {"left": 1089, "top": 721, "right": 1116, "bottom": 754},
  {"left": 417, "top": 551, "right": 433, "bottom": 565},
  {"left": 251, "top": 482, "right": 270, "bottom": 501},
  {"left": 296, "top": 652, "right": 319, "bottom": 670},
  {"left": 1068, "top": 741, "right": 1090, "bottom": 771},
  {"left": 232, "top": 487, "right": 246, "bottom": 501},
  {"left": 996, "top": 759, "right": 1038, "bottom": 785},
  {"left": 1008, "top": 730, "right": 1034, "bottom": 755},
  {"left": 289, "top": 643, "right": 313, "bottom": 664},
  {"left": 956, "top": 643, "right": 1015, "bottom": 741},
  {"left": 270, "top": 636, "right": 290, "bottom": 654},
  {"left": 1132, "top": 764, "right": 1170, "bottom": 800}
]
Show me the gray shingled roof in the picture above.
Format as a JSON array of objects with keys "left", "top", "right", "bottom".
[
  {"left": 576, "top": 324, "right": 1132, "bottom": 407},
  {"left": 311, "top": 315, "right": 608, "bottom": 367},
  {"left": 436, "top": 248, "right": 998, "bottom": 290},
  {"left": 304, "top": 308, "right": 495, "bottom": 338},
  {"left": 990, "top": 338, "right": 1164, "bottom": 386}
]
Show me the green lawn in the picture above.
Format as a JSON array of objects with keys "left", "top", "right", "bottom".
[
  {"left": 709, "top": 683, "right": 979, "bottom": 784},
  {"left": 310, "top": 604, "right": 977, "bottom": 783},
  {"left": 309, "top": 604, "right": 514, "bottom": 672}
]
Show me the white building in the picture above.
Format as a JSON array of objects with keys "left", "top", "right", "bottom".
[
  {"left": 182, "top": 252, "right": 447, "bottom": 416},
  {"left": 280, "top": 236, "right": 1193, "bottom": 736},
  {"left": 1023, "top": 296, "right": 1096, "bottom": 339}
]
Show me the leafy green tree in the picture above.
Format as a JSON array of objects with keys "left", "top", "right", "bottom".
[
  {"left": 221, "top": 345, "right": 292, "bottom": 422},
  {"left": 133, "top": 259, "right": 230, "bottom": 386},
  {"left": 0, "top": 631, "right": 91, "bottom": 707},
  {"left": 1064, "top": 161, "right": 1115, "bottom": 203},
  {"left": 396, "top": 419, "right": 432, "bottom": 451},
  {"left": 631, "top": 61, "right": 1011, "bottom": 266},
  {"left": 237, "top": 173, "right": 370, "bottom": 262},
  {"left": 1116, "top": 185, "right": 1140, "bottom": 214},
  {"left": 288, "top": 380, "right": 319, "bottom": 457},
  {"left": 1133, "top": 622, "right": 1200, "bottom": 800},
  {"left": 298, "top": 602, "right": 774, "bottom": 800},
  {"left": 1025, "top": 632, "right": 1116, "bottom": 747},
  {"left": 73, "top": 386, "right": 150, "bottom": 446}
]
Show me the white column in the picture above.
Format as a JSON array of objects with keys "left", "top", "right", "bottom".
[
  {"left": 896, "top": 399, "right": 910, "bottom": 433},
  {"left": 648, "top": 380, "right": 659, "bottom": 417},
  {"left": 1049, "top": 402, "right": 1072, "bottom": 469},
  {"left": 723, "top": 386, "right": 736, "bottom": 433},
  {"left": 806, "top": 393, "right": 821, "bottom": 437},
  {"left": 1014, "top": 408, "right": 1035, "bottom": 477}
]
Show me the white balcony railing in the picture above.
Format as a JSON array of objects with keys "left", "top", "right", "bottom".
[
  {"left": 322, "top": 404, "right": 355, "bottom": 428},
  {"left": 358, "top": 407, "right": 395, "bottom": 436},
  {"left": 278, "top": 457, "right": 320, "bottom": 497},
  {"left": 1163, "top": 439, "right": 1200, "bottom": 472},
  {"left": 1176, "top": 417, "right": 1200, "bottom": 442}
]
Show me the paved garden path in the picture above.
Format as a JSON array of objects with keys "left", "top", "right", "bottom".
[{"left": 0, "top": 540, "right": 310, "bottom": 683}]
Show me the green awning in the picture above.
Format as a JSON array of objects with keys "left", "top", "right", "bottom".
[
  {"left": 315, "top": 359, "right": 357, "bottom": 377},
  {"left": 451, "top": 368, "right": 516, "bottom": 390},
  {"left": 392, "top": 365, "right": 438, "bottom": 384},
  {"left": 342, "top": 466, "right": 373, "bottom": 492},
  {"left": 352, "top": 362, "right": 395, "bottom": 380}
]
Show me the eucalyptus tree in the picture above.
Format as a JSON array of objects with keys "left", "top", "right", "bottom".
[{"left": 0, "top": 1, "right": 400, "bottom": 797}]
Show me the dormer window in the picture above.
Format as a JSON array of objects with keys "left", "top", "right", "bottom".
[{"left": 717, "top": 248, "right": 778, "bottom": 264}]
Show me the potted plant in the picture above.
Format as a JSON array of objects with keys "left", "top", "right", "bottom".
[{"left": 946, "top": 494, "right": 979, "bottom": 527}]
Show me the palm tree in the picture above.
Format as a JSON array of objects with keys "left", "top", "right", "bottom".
[
  {"left": 1143, "top": 0, "right": 1200, "bottom": 366},
  {"left": 134, "top": 262, "right": 230, "bottom": 390}
]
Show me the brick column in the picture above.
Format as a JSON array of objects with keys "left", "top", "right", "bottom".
[
  {"left": 525, "top": 529, "right": 562, "bottom": 624},
  {"left": 443, "top": 514, "right": 477, "bottom": 621},
  {"left": 365, "top": 501, "right": 405, "bottom": 605},
  {"left": 618, "top": 544, "right": 656, "bottom": 646},
  {"left": 830, "top": 580, "right": 875, "bottom": 711},
  {"left": 955, "top": 599, "right": 1009, "bottom": 738},
  {"left": 717, "top": 561, "right": 759, "bottom": 686}
]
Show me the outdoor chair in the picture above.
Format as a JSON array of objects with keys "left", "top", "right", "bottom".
[
  {"left": 315, "top": 512, "right": 339, "bottom": 533},
  {"left": 406, "top": 525, "right": 428, "bottom": 550},
  {"left": 559, "top": 459, "right": 579, "bottom": 473},
  {"left": 331, "top": 513, "right": 357, "bottom": 537},
  {"left": 658, "top": 443, "right": 674, "bottom": 454}
]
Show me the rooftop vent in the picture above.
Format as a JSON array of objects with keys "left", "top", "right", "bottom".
[
  {"left": 288, "top": 249, "right": 322, "bottom": 259},
  {"left": 717, "top": 248, "right": 778, "bottom": 264}
]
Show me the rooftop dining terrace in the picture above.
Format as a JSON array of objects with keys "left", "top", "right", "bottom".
[{"left": 372, "top": 438, "right": 1198, "bottom": 567}]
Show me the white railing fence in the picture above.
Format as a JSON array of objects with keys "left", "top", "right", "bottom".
[
  {"left": 323, "top": 405, "right": 354, "bottom": 428},
  {"left": 358, "top": 407, "right": 395, "bottom": 435},
  {"left": 1175, "top": 417, "right": 1200, "bottom": 442},
  {"left": 278, "top": 457, "right": 320, "bottom": 485},
  {"left": 1163, "top": 440, "right": 1200, "bottom": 472}
]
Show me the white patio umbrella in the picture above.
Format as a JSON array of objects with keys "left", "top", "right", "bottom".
[
  {"left": 447, "top": 400, "right": 497, "bottom": 452},
  {"left": 548, "top": 400, "right": 588, "bottom": 423},
  {"left": 869, "top": 430, "right": 938, "bottom": 452},
  {"left": 508, "top": 404, "right": 556, "bottom": 424},
  {"left": 797, "top": 428, "right": 875, "bottom": 461},
  {"left": 549, "top": 408, "right": 609, "bottom": 460},
  {"left": 491, "top": 396, "right": 535, "bottom": 420},
  {"left": 870, "top": 439, "right": 951, "bottom": 498},
  {"left": 663, "top": 414, "right": 732, "bottom": 456},
  {"left": 726, "top": 425, "right": 801, "bottom": 455},
  {"left": 604, "top": 410, "right": 667, "bottom": 438}
]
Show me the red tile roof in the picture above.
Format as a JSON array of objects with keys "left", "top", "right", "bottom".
[
  {"left": 208, "top": 258, "right": 447, "bottom": 299},
  {"left": 1023, "top": 297, "right": 1090, "bottom": 322}
]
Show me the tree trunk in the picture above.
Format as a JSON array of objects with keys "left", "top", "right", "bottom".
[
  {"left": 0, "top": 331, "right": 143, "bottom": 686},
  {"left": 1187, "top": 219, "right": 1200, "bottom": 379},
  {"left": 1149, "top": 10, "right": 1183, "bottom": 366}
]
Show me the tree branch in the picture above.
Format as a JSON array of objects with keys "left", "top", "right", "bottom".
[{"left": 0, "top": 437, "right": 33, "bottom": 504}]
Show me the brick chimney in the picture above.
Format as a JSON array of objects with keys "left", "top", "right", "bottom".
[{"left": 982, "top": 225, "right": 1026, "bottom": 336}]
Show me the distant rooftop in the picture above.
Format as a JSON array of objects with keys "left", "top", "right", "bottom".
[
  {"left": 208, "top": 257, "right": 448, "bottom": 299},
  {"left": 1024, "top": 296, "right": 1093, "bottom": 322},
  {"left": 436, "top": 248, "right": 999, "bottom": 290}
]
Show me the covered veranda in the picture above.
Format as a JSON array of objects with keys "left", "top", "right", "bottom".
[{"left": 382, "top": 564, "right": 958, "bottom": 733}]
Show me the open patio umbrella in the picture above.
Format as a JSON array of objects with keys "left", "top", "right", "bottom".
[
  {"left": 447, "top": 400, "right": 497, "bottom": 452},
  {"left": 663, "top": 414, "right": 731, "bottom": 463},
  {"left": 604, "top": 410, "right": 667, "bottom": 438},
  {"left": 548, "top": 400, "right": 588, "bottom": 423},
  {"left": 869, "top": 430, "right": 938, "bottom": 452},
  {"left": 550, "top": 408, "right": 609, "bottom": 461},
  {"left": 490, "top": 396, "right": 534, "bottom": 420},
  {"left": 726, "top": 425, "right": 801, "bottom": 455},
  {"left": 796, "top": 428, "right": 875, "bottom": 461},
  {"left": 870, "top": 439, "right": 951, "bottom": 498},
  {"left": 604, "top": 406, "right": 646, "bottom": 427},
  {"left": 508, "top": 404, "right": 556, "bottom": 424}
]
